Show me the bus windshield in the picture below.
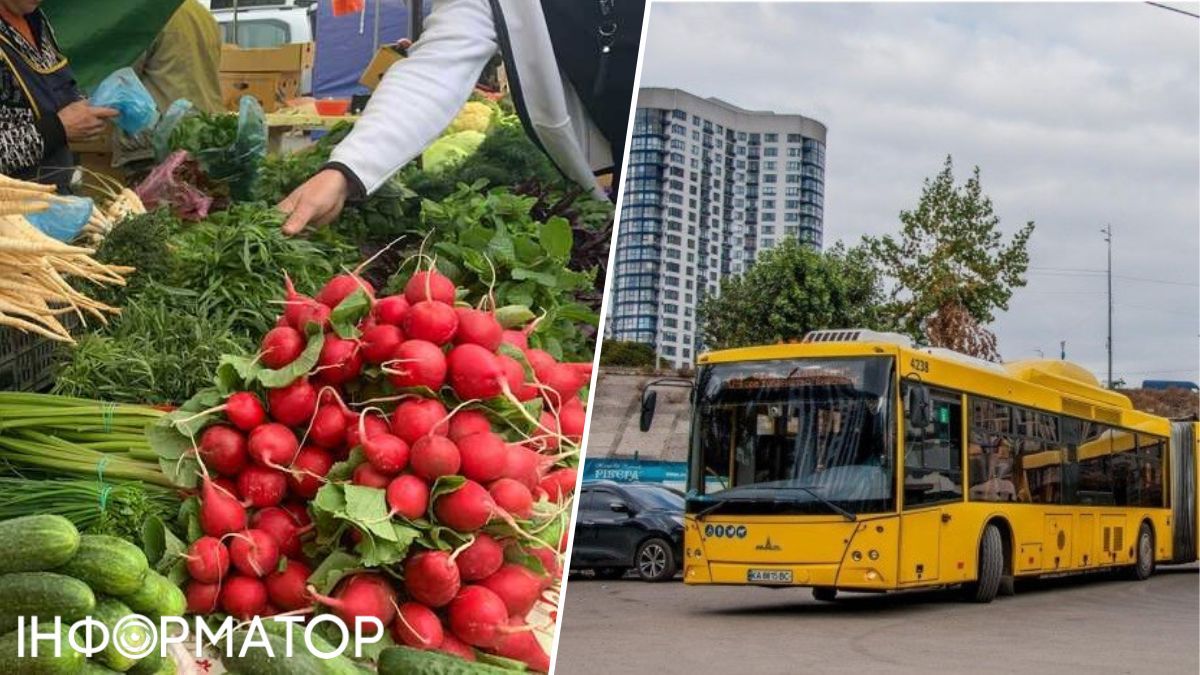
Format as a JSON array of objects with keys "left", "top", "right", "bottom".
[{"left": 688, "top": 357, "right": 896, "bottom": 515}]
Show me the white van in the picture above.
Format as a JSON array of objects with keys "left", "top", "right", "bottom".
[{"left": 204, "top": 0, "right": 316, "bottom": 93}]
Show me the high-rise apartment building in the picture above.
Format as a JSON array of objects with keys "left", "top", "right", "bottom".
[{"left": 607, "top": 87, "right": 827, "bottom": 368}]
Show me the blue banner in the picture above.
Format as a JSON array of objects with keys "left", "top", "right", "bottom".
[{"left": 582, "top": 458, "right": 688, "bottom": 485}]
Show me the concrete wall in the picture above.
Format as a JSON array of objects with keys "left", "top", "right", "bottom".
[{"left": 584, "top": 368, "right": 693, "bottom": 462}]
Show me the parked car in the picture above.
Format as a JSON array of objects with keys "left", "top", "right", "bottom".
[{"left": 571, "top": 481, "right": 684, "bottom": 582}]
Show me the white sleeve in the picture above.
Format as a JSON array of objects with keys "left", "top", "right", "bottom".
[{"left": 329, "top": 0, "right": 498, "bottom": 195}]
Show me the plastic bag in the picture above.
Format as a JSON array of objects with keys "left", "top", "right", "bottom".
[
  {"left": 135, "top": 150, "right": 213, "bottom": 222},
  {"left": 150, "top": 96, "right": 266, "bottom": 201},
  {"left": 91, "top": 68, "right": 159, "bottom": 135},
  {"left": 25, "top": 196, "right": 94, "bottom": 242},
  {"left": 152, "top": 98, "right": 196, "bottom": 162}
]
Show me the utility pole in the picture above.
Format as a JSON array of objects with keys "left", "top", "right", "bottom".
[
  {"left": 1060, "top": 340, "right": 1066, "bottom": 360},
  {"left": 1102, "top": 225, "right": 1113, "bottom": 388}
]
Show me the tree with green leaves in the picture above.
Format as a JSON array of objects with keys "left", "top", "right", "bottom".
[
  {"left": 699, "top": 240, "right": 892, "bottom": 350},
  {"left": 866, "top": 155, "right": 1034, "bottom": 359},
  {"left": 599, "top": 340, "right": 662, "bottom": 368}
]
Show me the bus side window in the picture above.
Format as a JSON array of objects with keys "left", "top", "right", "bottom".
[{"left": 903, "top": 387, "right": 963, "bottom": 508}]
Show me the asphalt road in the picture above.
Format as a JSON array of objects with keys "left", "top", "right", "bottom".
[{"left": 554, "top": 565, "right": 1199, "bottom": 675}]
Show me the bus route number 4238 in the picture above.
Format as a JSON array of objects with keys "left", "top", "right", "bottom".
[{"left": 747, "top": 569, "right": 793, "bottom": 583}]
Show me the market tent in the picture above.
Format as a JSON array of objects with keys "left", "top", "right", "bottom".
[
  {"left": 42, "top": 0, "right": 184, "bottom": 91},
  {"left": 313, "top": 0, "right": 424, "bottom": 97}
]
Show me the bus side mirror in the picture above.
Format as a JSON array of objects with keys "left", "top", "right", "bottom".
[
  {"left": 639, "top": 389, "right": 658, "bottom": 432},
  {"left": 907, "top": 385, "right": 931, "bottom": 429}
]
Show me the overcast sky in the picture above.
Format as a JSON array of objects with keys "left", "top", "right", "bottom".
[{"left": 638, "top": 0, "right": 1199, "bottom": 386}]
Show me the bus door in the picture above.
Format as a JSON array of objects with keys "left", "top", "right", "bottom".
[{"left": 898, "top": 387, "right": 965, "bottom": 584}]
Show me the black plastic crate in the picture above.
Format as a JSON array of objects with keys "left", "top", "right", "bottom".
[{"left": 0, "top": 314, "right": 79, "bottom": 392}]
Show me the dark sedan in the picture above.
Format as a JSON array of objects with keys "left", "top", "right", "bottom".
[{"left": 570, "top": 481, "right": 685, "bottom": 582}]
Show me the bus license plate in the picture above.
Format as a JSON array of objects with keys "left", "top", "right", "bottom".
[{"left": 747, "top": 569, "right": 792, "bottom": 584}]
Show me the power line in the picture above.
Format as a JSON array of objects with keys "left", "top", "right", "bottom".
[
  {"left": 1027, "top": 268, "right": 1200, "bottom": 287},
  {"left": 1146, "top": 2, "right": 1200, "bottom": 19}
]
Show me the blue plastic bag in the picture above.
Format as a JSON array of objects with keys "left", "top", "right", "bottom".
[
  {"left": 25, "top": 196, "right": 94, "bottom": 242},
  {"left": 91, "top": 68, "right": 159, "bottom": 135}
]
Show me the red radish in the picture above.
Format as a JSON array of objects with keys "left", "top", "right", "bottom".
[
  {"left": 198, "top": 425, "right": 247, "bottom": 476},
  {"left": 404, "top": 550, "right": 461, "bottom": 608},
  {"left": 266, "top": 379, "right": 317, "bottom": 427},
  {"left": 225, "top": 392, "right": 266, "bottom": 431},
  {"left": 447, "top": 344, "right": 506, "bottom": 400},
  {"left": 186, "top": 581, "right": 221, "bottom": 614},
  {"left": 309, "top": 405, "right": 347, "bottom": 448},
  {"left": 434, "top": 480, "right": 495, "bottom": 531},
  {"left": 260, "top": 326, "right": 304, "bottom": 370},
  {"left": 237, "top": 465, "right": 288, "bottom": 507},
  {"left": 524, "top": 349, "right": 557, "bottom": 380},
  {"left": 448, "top": 585, "right": 508, "bottom": 647},
  {"left": 410, "top": 436, "right": 461, "bottom": 481},
  {"left": 361, "top": 324, "right": 404, "bottom": 364},
  {"left": 403, "top": 301, "right": 459, "bottom": 345},
  {"left": 185, "top": 536, "right": 229, "bottom": 584},
  {"left": 229, "top": 529, "right": 280, "bottom": 577},
  {"left": 214, "top": 476, "right": 239, "bottom": 498},
  {"left": 220, "top": 575, "right": 268, "bottom": 619},
  {"left": 363, "top": 433, "right": 410, "bottom": 475},
  {"left": 309, "top": 574, "right": 397, "bottom": 626},
  {"left": 282, "top": 501, "right": 312, "bottom": 527},
  {"left": 251, "top": 507, "right": 305, "bottom": 558},
  {"left": 387, "top": 339, "right": 447, "bottom": 390},
  {"left": 248, "top": 423, "right": 300, "bottom": 467},
  {"left": 488, "top": 478, "right": 533, "bottom": 519},
  {"left": 480, "top": 564, "right": 546, "bottom": 617},
  {"left": 492, "top": 618, "right": 550, "bottom": 672},
  {"left": 353, "top": 462, "right": 392, "bottom": 489},
  {"left": 457, "top": 432, "right": 506, "bottom": 483},
  {"left": 391, "top": 398, "right": 448, "bottom": 443},
  {"left": 289, "top": 445, "right": 333, "bottom": 498},
  {"left": 405, "top": 270, "right": 457, "bottom": 305},
  {"left": 317, "top": 335, "right": 363, "bottom": 384},
  {"left": 290, "top": 302, "right": 331, "bottom": 332},
  {"left": 392, "top": 602, "right": 444, "bottom": 650},
  {"left": 501, "top": 444, "right": 541, "bottom": 490},
  {"left": 345, "top": 411, "right": 388, "bottom": 448},
  {"left": 448, "top": 410, "right": 492, "bottom": 442},
  {"left": 526, "top": 544, "right": 560, "bottom": 579},
  {"left": 439, "top": 634, "right": 477, "bottom": 662},
  {"left": 559, "top": 397, "right": 586, "bottom": 442},
  {"left": 535, "top": 411, "right": 561, "bottom": 451},
  {"left": 500, "top": 330, "right": 528, "bottom": 350},
  {"left": 455, "top": 534, "right": 504, "bottom": 581},
  {"left": 454, "top": 309, "right": 502, "bottom": 351},
  {"left": 265, "top": 559, "right": 312, "bottom": 611},
  {"left": 374, "top": 295, "right": 411, "bottom": 326},
  {"left": 316, "top": 273, "right": 375, "bottom": 308},
  {"left": 540, "top": 363, "right": 585, "bottom": 406},
  {"left": 199, "top": 478, "right": 247, "bottom": 536},
  {"left": 386, "top": 474, "right": 429, "bottom": 520},
  {"left": 498, "top": 354, "right": 537, "bottom": 401},
  {"left": 540, "top": 467, "right": 578, "bottom": 502}
]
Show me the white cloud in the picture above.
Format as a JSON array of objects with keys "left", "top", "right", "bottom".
[{"left": 639, "top": 1, "right": 1199, "bottom": 385}]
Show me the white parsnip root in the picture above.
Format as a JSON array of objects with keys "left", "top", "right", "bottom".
[{"left": 0, "top": 173, "right": 134, "bottom": 341}]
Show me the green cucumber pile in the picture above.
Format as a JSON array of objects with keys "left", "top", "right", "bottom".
[{"left": 0, "top": 514, "right": 182, "bottom": 675}]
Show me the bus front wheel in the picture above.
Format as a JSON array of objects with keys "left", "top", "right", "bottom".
[
  {"left": 961, "top": 524, "right": 1003, "bottom": 603},
  {"left": 1125, "top": 522, "right": 1154, "bottom": 581}
]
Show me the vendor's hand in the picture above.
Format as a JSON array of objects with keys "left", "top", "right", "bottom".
[
  {"left": 278, "top": 169, "right": 350, "bottom": 235},
  {"left": 58, "top": 101, "right": 118, "bottom": 141}
]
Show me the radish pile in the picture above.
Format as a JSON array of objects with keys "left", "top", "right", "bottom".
[{"left": 159, "top": 268, "right": 587, "bottom": 672}]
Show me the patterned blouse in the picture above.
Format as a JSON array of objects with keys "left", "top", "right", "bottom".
[{"left": 0, "top": 12, "right": 81, "bottom": 176}]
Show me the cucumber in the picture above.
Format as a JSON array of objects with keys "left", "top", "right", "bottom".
[
  {"left": 57, "top": 536, "right": 148, "bottom": 596},
  {"left": 221, "top": 629, "right": 329, "bottom": 675},
  {"left": 126, "top": 650, "right": 174, "bottom": 675},
  {"left": 0, "top": 515, "right": 80, "bottom": 575},
  {"left": 0, "top": 623, "right": 87, "bottom": 674},
  {"left": 260, "top": 620, "right": 363, "bottom": 675},
  {"left": 86, "top": 598, "right": 149, "bottom": 672},
  {"left": 0, "top": 572, "right": 96, "bottom": 636},
  {"left": 81, "top": 661, "right": 122, "bottom": 674},
  {"left": 119, "top": 572, "right": 184, "bottom": 619},
  {"left": 378, "top": 646, "right": 517, "bottom": 675}
]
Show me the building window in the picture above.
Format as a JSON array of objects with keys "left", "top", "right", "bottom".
[
  {"left": 787, "top": 133, "right": 803, "bottom": 142},
  {"left": 764, "top": 147, "right": 778, "bottom": 157},
  {"left": 672, "top": 110, "right": 686, "bottom": 120},
  {"left": 764, "top": 133, "right": 778, "bottom": 142}
]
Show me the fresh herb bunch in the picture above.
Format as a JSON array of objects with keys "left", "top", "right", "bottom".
[
  {"left": 385, "top": 182, "right": 598, "bottom": 360},
  {"left": 53, "top": 284, "right": 254, "bottom": 404},
  {"left": 254, "top": 121, "right": 355, "bottom": 203},
  {"left": 0, "top": 478, "right": 180, "bottom": 544},
  {"left": 168, "top": 202, "right": 356, "bottom": 335},
  {"left": 91, "top": 208, "right": 180, "bottom": 303},
  {"left": 168, "top": 111, "right": 239, "bottom": 157}
]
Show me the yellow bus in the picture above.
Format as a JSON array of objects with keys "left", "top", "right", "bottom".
[{"left": 639, "top": 329, "right": 1199, "bottom": 602}]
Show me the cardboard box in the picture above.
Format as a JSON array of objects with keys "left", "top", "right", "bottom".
[
  {"left": 359, "top": 47, "right": 405, "bottom": 91},
  {"left": 219, "top": 71, "right": 301, "bottom": 113},
  {"left": 220, "top": 43, "right": 313, "bottom": 73}
]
